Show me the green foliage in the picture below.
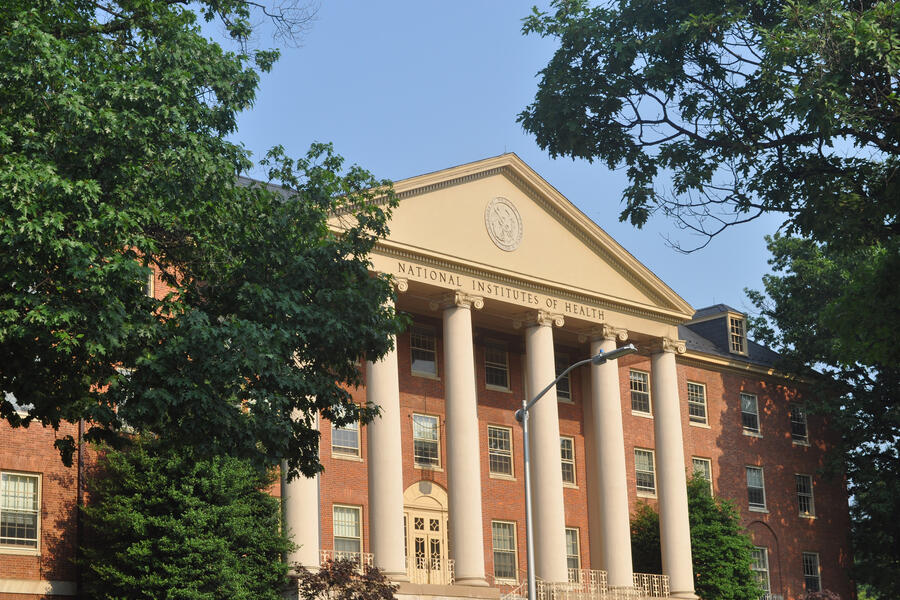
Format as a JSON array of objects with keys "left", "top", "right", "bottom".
[
  {"left": 295, "top": 559, "right": 398, "bottom": 600},
  {"left": 631, "top": 477, "right": 763, "bottom": 600},
  {"left": 520, "top": 0, "right": 900, "bottom": 250},
  {"left": 0, "top": 0, "right": 404, "bottom": 478},
  {"left": 748, "top": 235, "right": 900, "bottom": 599},
  {"left": 81, "top": 442, "right": 292, "bottom": 600}
]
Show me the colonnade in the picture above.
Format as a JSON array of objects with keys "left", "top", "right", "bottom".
[{"left": 283, "top": 293, "right": 697, "bottom": 599}]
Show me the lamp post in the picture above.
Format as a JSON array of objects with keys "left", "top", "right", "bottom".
[{"left": 514, "top": 343, "right": 637, "bottom": 600}]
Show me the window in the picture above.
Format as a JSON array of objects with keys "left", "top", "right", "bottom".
[
  {"left": 750, "top": 547, "right": 771, "bottom": 595},
  {"left": 410, "top": 326, "right": 438, "bottom": 376},
  {"left": 332, "top": 420, "right": 360, "bottom": 457},
  {"left": 555, "top": 354, "right": 571, "bottom": 402},
  {"left": 333, "top": 505, "right": 361, "bottom": 555},
  {"left": 143, "top": 271, "right": 155, "bottom": 298},
  {"left": 413, "top": 414, "right": 440, "bottom": 468},
  {"left": 565, "top": 528, "right": 581, "bottom": 582},
  {"left": 746, "top": 466, "right": 766, "bottom": 510},
  {"left": 491, "top": 521, "right": 517, "bottom": 581},
  {"left": 796, "top": 474, "right": 815, "bottom": 517},
  {"left": 741, "top": 393, "right": 760, "bottom": 433},
  {"left": 729, "top": 316, "right": 747, "bottom": 354},
  {"left": 691, "top": 457, "right": 712, "bottom": 494},
  {"left": 1, "top": 472, "right": 39, "bottom": 549},
  {"left": 802, "top": 552, "right": 821, "bottom": 592},
  {"left": 687, "top": 382, "right": 707, "bottom": 425},
  {"left": 630, "top": 370, "right": 651, "bottom": 414},
  {"left": 790, "top": 404, "right": 808, "bottom": 443},
  {"left": 560, "top": 436, "right": 576, "bottom": 485},
  {"left": 488, "top": 426, "right": 513, "bottom": 477},
  {"left": 485, "top": 342, "right": 509, "bottom": 389},
  {"left": 635, "top": 449, "right": 656, "bottom": 495}
]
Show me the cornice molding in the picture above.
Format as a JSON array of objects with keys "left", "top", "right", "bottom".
[
  {"left": 429, "top": 291, "right": 484, "bottom": 311},
  {"left": 512, "top": 310, "right": 565, "bottom": 329},
  {"left": 578, "top": 324, "right": 629, "bottom": 344}
]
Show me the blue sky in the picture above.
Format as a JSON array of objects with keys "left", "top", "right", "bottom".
[{"left": 222, "top": 1, "right": 783, "bottom": 314}]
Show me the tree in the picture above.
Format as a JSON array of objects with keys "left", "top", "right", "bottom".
[
  {"left": 80, "top": 442, "right": 292, "bottom": 600},
  {"left": 294, "top": 559, "right": 398, "bottom": 600},
  {"left": 631, "top": 477, "right": 763, "bottom": 600},
  {"left": 519, "top": 0, "right": 899, "bottom": 251},
  {"left": 747, "top": 235, "right": 900, "bottom": 599},
  {"left": 0, "top": 0, "right": 404, "bottom": 479}
]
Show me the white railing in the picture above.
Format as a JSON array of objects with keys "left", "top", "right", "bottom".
[
  {"left": 319, "top": 549, "right": 374, "bottom": 572},
  {"left": 530, "top": 570, "right": 669, "bottom": 600},
  {"left": 633, "top": 572, "right": 669, "bottom": 598},
  {"left": 407, "top": 556, "right": 455, "bottom": 585},
  {"left": 761, "top": 595, "right": 784, "bottom": 600}
]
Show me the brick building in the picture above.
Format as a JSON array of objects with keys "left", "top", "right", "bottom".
[{"left": 1, "top": 155, "right": 852, "bottom": 599}]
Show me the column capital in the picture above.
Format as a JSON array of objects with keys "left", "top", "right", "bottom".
[
  {"left": 394, "top": 277, "right": 409, "bottom": 293},
  {"left": 512, "top": 309, "right": 564, "bottom": 329},
  {"left": 578, "top": 324, "right": 628, "bottom": 344},
  {"left": 652, "top": 337, "right": 687, "bottom": 355},
  {"left": 429, "top": 291, "right": 484, "bottom": 311}
]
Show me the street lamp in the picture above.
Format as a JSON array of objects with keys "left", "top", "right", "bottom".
[{"left": 514, "top": 343, "right": 637, "bottom": 600}]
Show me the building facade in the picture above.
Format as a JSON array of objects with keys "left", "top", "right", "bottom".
[{"left": 1, "top": 155, "right": 852, "bottom": 600}]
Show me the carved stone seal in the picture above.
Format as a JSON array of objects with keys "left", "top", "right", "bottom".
[{"left": 484, "top": 197, "right": 523, "bottom": 251}]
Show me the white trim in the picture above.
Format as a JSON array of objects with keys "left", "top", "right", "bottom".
[{"left": 0, "top": 579, "right": 77, "bottom": 594}]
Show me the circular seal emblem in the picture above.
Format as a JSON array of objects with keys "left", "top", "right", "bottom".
[{"left": 484, "top": 197, "right": 523, "bottom": 251}]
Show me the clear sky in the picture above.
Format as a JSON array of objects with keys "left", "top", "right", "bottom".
[{"left": 222, "top": 1, "right": 783, "bottom": 314}]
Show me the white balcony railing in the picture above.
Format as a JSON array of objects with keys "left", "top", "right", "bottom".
[
  {"left": 761, "top": 595, "right": 784, "bottom": 600},
  {"left": 319, "top": 549, "right": 374, "bottom": 573},
  {"left": 407, "top": 556, "right": 455, "bottom": 585},
  {"left": 530, "top": 570, "right": 669, "bottom": 600},
  {"left": 632, "top": 572, "right": 670, "bottom": 598}
]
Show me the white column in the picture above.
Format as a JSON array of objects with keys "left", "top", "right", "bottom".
[
  {"left": 588, "top": 327, "right": 634, "bottom": 591},
  {"left": 521, "top": 311, "right": 569, "bottom": 583},
  {"left": 436, "top": 291, "right": 488, "bottom": 586},
  {"left": 651, "top": 338, "right": 697, "bottom": 600},
  {"left": 366, "top": 335, "right": 409, "bottom": 581},
  {"left": 282, "top": 422, "right": 320, "bottom": 569}
]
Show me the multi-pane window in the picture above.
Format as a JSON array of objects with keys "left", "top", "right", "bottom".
[
  {"left": 746, "top": 466, "right": 766, "bottom": 510},
  {"left": 750, "top": 547, "right": 771, "bottom": 595},
  {"left": 413, "top": 414, "right": 440, "bottom": 468},
  {"left": 410, "top": 326, "right": 438, "bottom": 376},
  {"left": 790, "top": 404, "right": 808, "bottom": 443},
  {"left": 488, "top": 426, "right": 513, "bottom": 477},
  {"left": 692, "top": 457, "right": 713, "bottom": 494},
  {"left": 729, "top": 316, "right": 746, "bottom": 354},
  {"left": 492, "top": 521, "right": 517, "bottom": 581},
  {"left": 802, "top": 552, "right": 821, "bottom": 592},
  {"left": 560, "top": 437, "right": 576, "bottom": 485},
  {"left": 555, "top": 354, "right": 572, "bottom": 402},
  {"left": 333, "top": 505, "right": 362, "bottom": 555},
  {"left": 0, "top": 472, "right": 39, "bottom": 549},
  {"left": 630, "top": 370, "right": 651, "bottom": 414},
  {"left": 485, "top": 343, "right": 509, "bottom": 389},
  {"left": 687, "top": 382, "right": 707, "bottom": 425},
  {"left": 332, "top": 421, "right": 360, "bottom": 457},
  {"left": 741, "top": 393, "right": 760, "bottom": 433},
  {"left": 635, "top": 449, "right": 656, "bottom": 494},
  {"left": 565, "top": 528, "right": 581, "bottom": 582},
  {"left": 796, "top": 474, "right": 815, "bottom": 517}
]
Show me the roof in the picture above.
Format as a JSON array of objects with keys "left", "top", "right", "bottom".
[
  {"left": 691, "top": 304, "right": 743, "bottom": 319},
  {"left": 679, "top": 322, "right": 781, "bottom": 368}
]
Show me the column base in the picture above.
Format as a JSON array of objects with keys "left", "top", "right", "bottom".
[
  {"left": 454, "top": 576, "right": 489, "bottom": 587},
  {"left": 670, "top": 591, "right": 699, "bottom": 600},
  {"left": 384, "top": 571, "right": 410, "bottom": 583}
]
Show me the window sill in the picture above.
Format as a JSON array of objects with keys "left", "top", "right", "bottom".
[
  {"left": 632, "top": 411, "right": 653, "bottom": 419},
  {"left": 636, "top": 490, "right": 657, "bottom": 499},
  {"left": 742, "top": 430, "right": 763, "bottom": 438},
  {"left": 800, "top": 513, "right": 817, "bottom": 520},
  {"left": 563, "top": 482, "right": 579, "bottom": 490},
  {"left": 494, "top": 578, "right": 518, "bottom": 586},
  {"left": 0, "top": 546, "right": 40, "bottom": 556},
  {"left": 792, "top": 439, "right": 810, "bottom": 447},
  {"left": 486, "top": 384, "right": 512, "bottom": 393},
  {"left": 414, "top": 465, "right": 444, "bottom": 473},
  {"left": 689, "top": 421, "right": 711, "bottom": 429},
  {"left": 748, "top": 506, "right": 769, "bottom": 513},
  {"left": 332, "top": 453, "right": 363, "bottom": 462},
  {"left": 412, "top": 371, "right": 440, "bottom": 381},
  {"left": 489, "top": 473, "right": 516, "bottom": 482},
  {"left": 557, "top": 398, "right": 575, "bottom": 405}
]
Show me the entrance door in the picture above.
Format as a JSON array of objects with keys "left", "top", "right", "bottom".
[{"left": 405, "top": 508, "right": 450, "bottom": 584}]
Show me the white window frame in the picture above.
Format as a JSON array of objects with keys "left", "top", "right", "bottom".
[
  {"left": 802, "top": 552, "right": 821, "bottom": 593},
  {"left": 741, "top": 393, "right": 761, "bottom": 435},
  {"left": 487, "top": 425, "right": 514, "bottom": 478},
  {"left": 634, "top": 448, "right": 656, "bottom": 496},
  {"left": 410, "top": 325, "right": 438, "bottom": 378},
  {"left": 560, "top": 436, "right": 576, "bottom": 486},
  {"left": 331, "top": 420, "right": 360, "bottom": 458},
  {"left": 751, "top": 547, "right": 771, "bottom": 595},
  {"left": 746, "top": 466, "right": 767, "bottom": 511},
  {"left": 729, "top": 315, "right": 748, "bottom": 355},
  {"left": 555, "top": 353, "right": 572, "bottom": 402},
  {"left": 332, "top": 504, "right": 362, "bottom": 556},
  {"left": 565, "top": 527, "right": 581, "bottom": 582},
  {"left": 790, "top": 404, "right": 809, "bottom": 444},
  {"left": 484, "top": 342, "right": 510, "bottom": 391},
  {"left": 796, "top": 474, "right": 815, "bottom": 517},
  {"left": 0, "top": 471, "right": 40, "bottom": 554},
  {"left": 491, "top": 520, "right": 518, "bottom": 582},
  {"left": 629, "top": 369, "right": 652, "bottom": 415},
  {"left": 691, "top": 457, "right": 713, "bottom": 494},
  {"left": 687, "top": 382, "right": 708, "bottom": 425},
  {"left": 412, "top": 413, "right": 441, "bottom": 468}
]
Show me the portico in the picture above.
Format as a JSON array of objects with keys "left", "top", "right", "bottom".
[{"left": 283, "top": 154, "right": 699, "bottom": 600}]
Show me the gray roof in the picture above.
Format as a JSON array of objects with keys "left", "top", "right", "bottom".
[
  {"left": 679, "top": 322, "right": 781, "bottom": 368},
  {"left": 691, "top": 304, "right": 743, "bottom": 319}
]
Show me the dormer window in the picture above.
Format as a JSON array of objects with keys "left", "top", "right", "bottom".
[{"left": 729, "top": 315, "right": 747, "bottom": 355}]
